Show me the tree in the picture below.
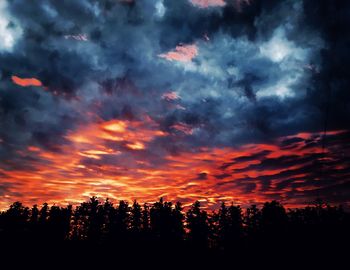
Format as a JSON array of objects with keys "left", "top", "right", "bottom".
[
  {"left": 186, "top": 201, "right": 209, "bottom": 249},
  {"left": 172, "top": 201, "right": 185, "bottom": 242},
  {"left": 141, "top": 203, "right": 150, "bottom": 233},
  {"left": 47, "top": 205, "right": 72, "bottom": 241},
  {"left": 245, "top": 204, "right": 261, "bottom": 235},
  {"left": 131, "top": 200, "right": 142, "bottom": 233},
  {"left": 216, "top": 202, "right": 243, "bottom": 250},
  {"left": 107, "top": 200, "right": 130, "bottom": 243},
  {"left": 261, "top": 200, "right": 287, "bottom": 233}
]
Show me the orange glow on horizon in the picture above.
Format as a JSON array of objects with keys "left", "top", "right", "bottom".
[{"left": 0, "top": 126, "right": 347, "bottom": 211}]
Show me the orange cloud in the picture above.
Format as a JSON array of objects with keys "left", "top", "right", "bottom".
[
  {"left": 11, "top": 75, "right": 43, "bottom": 87},
  {"left": 101, "top": 120, "right": 127, "bottom": 133},
  {"left": 159, "top": 44, "right": 198, "bottom": 62},
  {"left": 126, "top": 142, "right": 145, "bottom": 150},
  {"left": 67, "top": 117, "right": 166, "bottom": 145},
  {"left": 0, "top": 129, "right": 348, "bottom": 210}
]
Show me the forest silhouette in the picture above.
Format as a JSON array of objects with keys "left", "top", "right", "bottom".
[{"left": 0, "top": 197, "right": 349, "bottom": 267}]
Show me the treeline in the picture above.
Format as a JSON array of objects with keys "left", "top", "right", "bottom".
[
  {"left": 1, "top": 197, "right": 349, "bottom": 267},
  {"left": 1, "top": 197, "right": 349, "bottom": 253}
]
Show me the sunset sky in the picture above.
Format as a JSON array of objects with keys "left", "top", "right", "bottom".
[{"left": 0, "top": 0, "right": 349, "bottom": 210}]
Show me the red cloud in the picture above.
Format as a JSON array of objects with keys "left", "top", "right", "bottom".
[{"left": 12, "top": 76, "right": 43, "bottom": 87}]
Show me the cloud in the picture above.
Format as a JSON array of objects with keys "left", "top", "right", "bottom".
[
  {"left": 1, "top": 130, "right": 348, "bottom": 209},
  {"left": 0, "top": 0, "right": 349, "bottom": 208},
  {"left": 232, "top": 0, "right": 252, "bottom": 12},
  {"left": 155, "top": 0, "right": 166, "bottom": 18},
  {"left": 159, "top": 44, "right": 198, "bottom": 62},
  {"left": 0, "top": 1, "right": 22, "bottom": 52},
  {"left": 64, "top": 34, "right": 88, "bottom": 41},
  {"left": 190, "top": 0, "right": 226, "bottom": 8},
  {"left": 11, "top": 75, "right": 43, "bottom": 87},
  {"left": 171, "top": 122, "right": 194, "bottom": 135},
  {"left": 161, "top": 91, "right": 181, "bottom": 101},
  {"left": 259, "top": 28, "right": 299, "bottom": 63}
]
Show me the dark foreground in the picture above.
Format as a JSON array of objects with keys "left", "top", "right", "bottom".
[{"left": 0, "top": 198, "right": 349, "bottom": 268}]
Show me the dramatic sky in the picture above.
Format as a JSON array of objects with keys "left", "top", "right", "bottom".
[{"left": 0, "top": 0, "right": 349, "bottom": 209}]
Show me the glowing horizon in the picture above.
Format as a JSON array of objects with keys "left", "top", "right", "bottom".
[{"left": 1, "top": 125, "right": 348, "bottom": 210}]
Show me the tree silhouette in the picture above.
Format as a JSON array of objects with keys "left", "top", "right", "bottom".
[
  {"left": 186, "top": 201, "right": 209, "bottom": 249},
  {"left": 141, "top": 203, "right": 150, "bottom": 233},
  {"left": 261, "top": 200, "right": 287, "bottom": 233},
  {"left": 1, "top": 202, "right": 29, "bottom": 242},
  {"left": 131, "top": 200, "right": 142, "bottom": 234},
  {"left": 0, "top": 196, "right": 349, "bottom": 265},
  {"left": 172, "top": 201, "right": 185, "bottom": 242},
  {"left": 150, "top": 198, "right": 173, "bottom": 241}
]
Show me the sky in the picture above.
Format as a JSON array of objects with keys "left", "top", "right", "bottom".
[{"left": 0, "top": 0, "right": 349, "bottom": 209}]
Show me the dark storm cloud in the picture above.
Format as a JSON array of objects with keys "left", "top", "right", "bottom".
[
  {"left": 0, "top": 0, "right": 328, "bottom": 151},
  {"left": 300, "top": 0, "right": 350, "bottom": 132}
]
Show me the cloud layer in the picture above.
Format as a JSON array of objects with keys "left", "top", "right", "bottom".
[{"left": 0, "top": 0, "right": 349, "bottom": 208}]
